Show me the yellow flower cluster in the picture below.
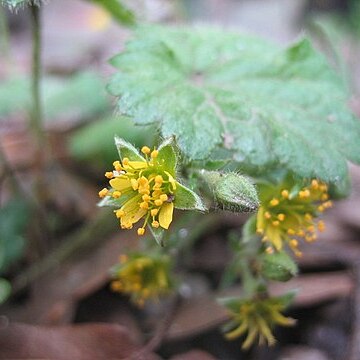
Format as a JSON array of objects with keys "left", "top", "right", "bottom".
[
  {"left": 224, "top": 297, "right": 295, "bottom": 349},
  {"left": 111, "top": 253, "right": 172, "bottom": 307},
  {"left": 256, "top": 179, "right": 332, "bottom": 257},
  {"left": 99, "top": 146, "right": 177, "bottom": 236}
]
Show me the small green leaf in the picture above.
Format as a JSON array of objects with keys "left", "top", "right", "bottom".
[
  {"left": 158, "top": 137, "right": 177, "bottom": 174},
  {"left": 147, "top": 224, "right": 165, "bottom": 246},
  {"left": 114, "top": 136, "right": 145, "bottom": 161},
  {"left": 202, "top": 171, "right": 259, "bottom": 213},
  {"left": 174, "top": 182, "right": 206, "bottom": 211},
  {"left": 0, "top": 278, "right": 11, "bottom": 304},
  {"left": 261, "top": 251, "right": 298, "bottom": 282}
]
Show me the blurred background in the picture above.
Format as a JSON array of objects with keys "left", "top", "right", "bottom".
[{"left": 1, "top": 0, "right": 360, "bottom": 359}]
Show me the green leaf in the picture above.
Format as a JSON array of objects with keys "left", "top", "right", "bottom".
[
  {"left": 158, "top": 137, "right": 177, "bottom": 174},
  {"left": 108, "top": 25, "right": 360, "bottom": 182},
  {"left": 114, "top": 136, "right": 145, "bottom": 161},
  {"left": 261, "top": 251, "right": 298, "bottom": 282},
  {"left": 174, "top": 182, "right": 206, "bottom": 211},
  {"left": 201, "top": 171, "right": 259, "bottom": 213},
  {"left": 0, "top": 278, "right": 11, "bottom": 304},
  {"left": 147, "top": 224, "right": 165, "bottom": 247},
  {"left": 87, "top": 0, "right": 135, "bottom": 26}
]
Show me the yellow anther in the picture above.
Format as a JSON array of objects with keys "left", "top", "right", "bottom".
[
  {"left": 111, "top": 281, "right": 122, "bottom": 291},
  {"left": 155, "top": 175, "right": 163, "bottom": 183},
  {"left": 299, "top": 189, "right": 310, "bottom": 199},
  {"left": 265, "top": 211, "right": 272, "bottom": 219},
  {"left": 142, "top": 194, "right": 151, "bottom": 202},
  {"left": 307, "top": 225, "right": 315, "bottom": 233},
  {"left": 105, "top": 171, "right": 114, "bottom": 179},
  {"left": 272, "top": 220, "right": 280, "bottom": 227},
  {"left": 319, "top": 184, "right": 328, "bottom": 192},
  {"left": 151, "top": 208, "right": 159, "bottom": 217},
  {"left": 317, "top": 205, "right": 324, "bottom": 212},
  {"left": 277, "top": 213, "right": 285, "bottom": 221},
  {"left": 323, "top": 201, "right": 333, "bottom": 209},
  {"left": 151, "top": 149, "right": 159, "bottom": 158},
  {"left": 290, "top": 239, "right": 298, "bottom": 247},
  {"left": 297, "top": 230, "right": 305, "bottom": 237},
  {"left": 113, "top": 161, "right": 122, "bottom": 171},
  {"left": 141, "top": 146, "right": 151, "bottom": 155},
  {"left": 99, "top": 188, "right": 108, "bottom": 198},
  {"left": 115, "top": 209, "right": 125, "bottom": 218},
  {"left": 138, "top": 177, "right": 148, "bottom": 186},
  {"left": 139, "top": 188, "right": 150, "bottom": 195},
  {"left": 140, "top": 202, "right": 149, "bottom": 210},
  {"left": 152, "top": 190, "right": 162, "bottom": 198},
  {"left": 287, "top": 228, "right": 296, "bottom": 235},
  {"left": 281, "top": 190, "right": 289, "bottom": 199},
  {"left": 321, "top": 193, "right": 329, "bottom": 201},
  {"left": 151, "top": 220, "right": 160, "bottom": 228},
  {"left": 137, "top": 228, "right": 145, "bottom": 236},
  {"left": 122, "top": 158, "right": 129, "bottom": 166},
  {"left": 311, "top": 179, "right": 319, "bottom": 190},
  {"left": 153, "top": 183, "right": 162, "bottom": 190},
  {"left": 305, "top": 213, "right": 313, "bottom": 221},
  {"left": 131, "top": 178, "right": 138, "bottom": 190},
  {"left": 160, "top": 194, "right": 168, "bottom": 202},
  {"left": 270, "top": 198, "right": 279, "bottom": 207},
  {"left": 154, "top": 199, "right": 163, "bottom": 206},
  {"left": 112, "top": 191, "right": 121, "bottom": 199},
  {"left": 318, "top": 220, "right": 325, "bottom": 232}
]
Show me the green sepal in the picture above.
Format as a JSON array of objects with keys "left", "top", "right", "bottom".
[
  {"left": 174, "top": 182, "right": 207, "bottom": 211},
  {"left": 114, "top": 136, "right": 146, "bottom": 162},
  {"left": 202, "top": 171, "right": 259, "bottom": 213},
  {"left": 242, "top": 215, "right": 257, "bottom": 243},
  {"left": 148, "top": 224, "right": 165, "bottom": 247},
  {"left": 261, "top": 251, "right": 298, "bottom": 282},
  {"left": 276, "top": 291, "right": 297, "bottom": 308},
  {"left": 158, "top": 137, "right": 177, "bottom": 175}
]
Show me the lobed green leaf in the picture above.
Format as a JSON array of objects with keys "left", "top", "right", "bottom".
[{"left": 108, "top": 25, "right": 360, "bottom": 183}]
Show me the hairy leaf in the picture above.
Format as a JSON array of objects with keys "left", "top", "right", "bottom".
[{"left": 108, "top": 25, "right": 360, "bottom": 182}]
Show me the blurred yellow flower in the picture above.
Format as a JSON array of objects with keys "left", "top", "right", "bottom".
[
  {"left": 222, "top": 296, "right": 295, "bottom": 349},
  {"left": 256, "top": 179, "right": 332, "bottom": 256},
  {"left": 111, "top": 253, "right": 173, "bottom": 307}
]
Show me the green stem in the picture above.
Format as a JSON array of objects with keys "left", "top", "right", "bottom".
[{"left": 30, "top": 4, "right": 44, "bottom": 143}]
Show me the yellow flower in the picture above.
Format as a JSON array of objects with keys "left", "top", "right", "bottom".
[
  {"left": 99, "top": 138, "right": 206, "bottom": 237},
  {"left": 222, "top": 295, "right": 295, "bottom": 349},
  {"left": 103, "top": 147, "right": 176, "bottom": 234},
  {"left": 110, "top": 253, "right": 173, "bottom": 306},
  {"left": 256, "top": 178, "right": 332, "bottom": 256}
]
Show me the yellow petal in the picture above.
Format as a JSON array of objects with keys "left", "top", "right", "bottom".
[
  {"left": 159, "top": 202, "right": 174, "bottom": 229},
  {"left": 121, "top": 195, "right": 147, "bottom": 227},
  {"left": 165, "top": 171, "right": 177, "bottom": 190},
  {"left": 126, "top": 161, "right": 147, "bottom": 170},
  {"left": 110, "top": 178, "right": 132, "bottom": 191}
]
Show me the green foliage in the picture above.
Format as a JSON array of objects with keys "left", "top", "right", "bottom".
[
  {"left": 108, "top": 25, "right": 360, "bottom": 183},
  {"left": 0, "top": 198, "right": 29, "bottom": 273},
  {"left": 87, "top": 0, "right": 135, "bottom": 26},
  {"left": 261, "top": 251, "right": 298, "bottom": 282},
  {"left": 0, "top": 72, "right": 109, "bottom": 122}
]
